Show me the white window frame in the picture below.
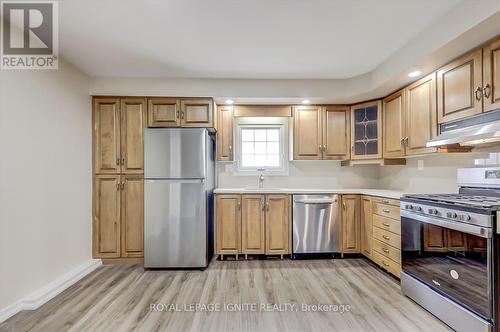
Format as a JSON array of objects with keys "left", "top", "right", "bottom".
[{"left": 233, "top": 117, "right": 289, "bottom": 176}]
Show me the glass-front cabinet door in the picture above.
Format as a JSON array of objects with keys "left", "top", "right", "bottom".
[{"left": 350, "top": 100, "right": 382, "bottom": 160}]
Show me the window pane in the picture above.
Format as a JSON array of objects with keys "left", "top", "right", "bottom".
[
  {"left": 254, "top": 142, "right": 266, "bottom": 154},
  {"left": 255, "top": 154, "right": 267, "bottom": 166},
  {"left": 242, "top": 154, "right": 255, "bottom": 167},
  {"left": 254, "top": 129, "right": 267, "bottom": 141},
  {"left": 267, "top": 154, "right": 280, "bottom": 167},
  {"left": 267, "top": 129, "right": 280, "bottom": 141},
  {"left": 242, "top": 142, "right": 254, "bottom": 154},
  {"left": 241, "top": 129, "right": 254, "bottom": 142},
  {"left": 267, "top": 142, "right": 279, "bottom": 154}
]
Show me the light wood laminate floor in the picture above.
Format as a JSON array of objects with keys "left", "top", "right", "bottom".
[{"left": 0, "top": 258, "right": 451, "bottom": 332}]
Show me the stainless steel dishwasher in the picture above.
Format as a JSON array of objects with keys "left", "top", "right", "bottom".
[{"left": 292, "top": 194, "right": 340, "bottom": 256}]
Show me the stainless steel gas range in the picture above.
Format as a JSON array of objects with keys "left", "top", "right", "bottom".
[{"left": 400, "top": 167, "right": 500, "bottom": 332}]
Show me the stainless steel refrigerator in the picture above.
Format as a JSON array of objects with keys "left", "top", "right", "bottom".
[{"left": 144, "top": 128, "right": 214, "bottom": 268}]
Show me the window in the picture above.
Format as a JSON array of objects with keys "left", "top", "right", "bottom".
[{"left": 234, "top": 118, "right": 289, "bottom": 175}]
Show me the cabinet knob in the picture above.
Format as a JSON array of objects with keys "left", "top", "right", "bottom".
[
  {"left": 475, "top": 86, "right": 483, "bottom": 101},
  {"left": 484, "top": 83, "right": 491, "bottom": 99}
]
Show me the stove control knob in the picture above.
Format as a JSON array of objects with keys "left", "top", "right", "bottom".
[
  {"left": 405, "top": 204, "right": 413, "bottom": 210},
  {"left": 427, "top": 208, "right": 438, "bottom": 215},
  {"left": 413, "top": 206, "right": 422, "bottom": 212},
  {"left": 457, "top": 214, "right": 471, "bottom": 221},
  {"left": 446, "top": 212, "right": 457, "bottom": 219}
]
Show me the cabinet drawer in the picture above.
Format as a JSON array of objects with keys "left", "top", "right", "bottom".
[
  {"left": 372, "top": 238, "right": 401, "bottom": 264},
  {"left": 373, "top": 203, "right": 400, "bottom": 220},
  {"left": 372, "top": 214, "right": 400, "bottom": 235},
  {"left": 371, "top": 197, "right": 400, "bottom": 207},
  {"left": 373, "top": 226, "right": 401, "bottom": 249},
  {"left": 372, "top": 250, "right": 401, "bottom": 278}
]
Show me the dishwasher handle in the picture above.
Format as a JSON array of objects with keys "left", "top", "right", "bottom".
[{"left": 294, "top": 198, "right": 337, "bottom": 204}]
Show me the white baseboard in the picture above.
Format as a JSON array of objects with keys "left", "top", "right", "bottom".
[{"left": 0, "top": 259, "right": 102, "bottom": 324}]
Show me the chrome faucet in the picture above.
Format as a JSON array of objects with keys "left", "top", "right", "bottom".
[{"left": 257, "top": 168, "right": 265, "bottom": 188}]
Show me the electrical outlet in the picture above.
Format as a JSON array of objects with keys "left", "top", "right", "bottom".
[{"left": 417, "top": 160, "right": 424, "bottom": 171}]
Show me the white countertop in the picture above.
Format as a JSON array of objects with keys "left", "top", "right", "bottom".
[{"left": 213, "top": 188, "right": 408, "bottom": 200}]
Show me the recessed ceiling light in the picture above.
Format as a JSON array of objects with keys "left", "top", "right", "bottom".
[
  {"left": 408, "top": 70, "right": 421, "bottom": 78},
  {"left": 302, "top": 99, "right": 310, "bottom": 104},
  {"left": 225, "top": 99, "right": 234, "bottom": 105}
]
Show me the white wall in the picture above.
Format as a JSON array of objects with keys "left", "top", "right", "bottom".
[
  {"left": 0, "top": 60, "right": 92, "bottom": 313},
  {"left": 217, "top": 161, "right": 379, "bottom": 189}
]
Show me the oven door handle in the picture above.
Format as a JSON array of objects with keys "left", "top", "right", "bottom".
[{"left": 401, "top": 210, "right": 492, "bottom": 238}]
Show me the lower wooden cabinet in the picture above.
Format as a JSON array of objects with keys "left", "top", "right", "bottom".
[
  {"left": 341, "top": 195, "right": 360, "bottom": 253},
  {"left": 93, "top": 174, "right": 144, "bottom": 258},
  {"left": 215, "top": 194, "right": 291, "bottom": 255},
  {"left": 360, "top": 196, "right": 373, "bottom": 258}
]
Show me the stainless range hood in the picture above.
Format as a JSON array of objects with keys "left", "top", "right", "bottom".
[{"left": 427, "top": 110, "right": 500, "bottom": 148}]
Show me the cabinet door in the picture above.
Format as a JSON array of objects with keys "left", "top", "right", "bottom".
[
  {"left": 293, "top": 106, "right": 322, "bottom": 160},
  {"left": 93, "top": 98, "right": 121, "bottom": 174},
  {"left": 360, "top": 196, "right": 372, "bottom": 258},
  {"left": 180, "top": 99, "right": 214, "bottom": 127},
  {"left": 350, "top": 101, "right": 382, "bottom": 160},
  {"left": 405, "top": 73, "right": 438, "bottom": 156},
  {"left": 216, "top": 195, "right": 241, "bottom": 254},
  {"left": 216, "top": 106, "right": 234, "bottom": 161},
  {"left": 265, "top": 195, "right": 290, "bottom": 255},
  {"left": 483, "top": 37, "right": 500, "bottom": 112},
  {"left": 445, "top": 229, "right": 466, "bottom": 252},
  {"left": 241, "top": 195, "right": 265, "bottom": 254},
  {"left": 147, "top": 98, "right": 180, "bottom": 127},
  {"left": 121, "top": 98, "right": 146, "bottom": 174},
  {"left": 341, "top": 195, "right": 360, "bottom": 253},
  {"left": 437, "top": 48, "right": 483, "bottom": 123},
  {"left": 423, "top": 224, "right": 447, "bottom": 252},
  {"left": 121, "top": 175, "right": 144, "bottom": 257},
  {"left": 383, "top": 90, "right": 405, "bottom": 158},
  {"left": 93, "top": 175, "right": 121, "bottom": 258},
  {"left": 323, "top": 106, "right": 350, "bottom": 160}
]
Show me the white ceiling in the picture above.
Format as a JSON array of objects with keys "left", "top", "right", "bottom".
[{"left": 61, "top": 0, "right": 464, "bottom": 79}]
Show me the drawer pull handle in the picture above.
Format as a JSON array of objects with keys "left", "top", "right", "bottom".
[
  {"left": 382, "top": 235, "right": 390, "bottom": 240},
  {"left": 382, "top": 222, "right": 390, "bottom": 227},
  {"left": 383, "top": 209, "right": 390, "bottom": 213},
  {"left": 382, "top": 261, "right": 390, "bottom": 267},
  {"left": 382, "top": 200, "right": 390, "bottom": 204},
  {"left": 382, "top": 248, "right": 389, "bottom": 253}
]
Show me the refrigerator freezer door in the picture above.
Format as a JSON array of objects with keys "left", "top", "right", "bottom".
[
  {"left": 144, "top": 128, "right": 206, "bottom": 179},
  {"left": 144, "top": 179, "right": 207, "bottom": 268}
]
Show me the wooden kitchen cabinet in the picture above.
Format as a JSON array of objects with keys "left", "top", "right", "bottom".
[
  {"left": 437, "top": 48, "right": 483, "bottom": 123},
  {"left": 94, "top": 97, "right": 145, "bottom": 174},
  {"left": 147, "top": 98, "right": 180, "bottom": 127},
  {"left": 216, "top": 106, "right": 234, "bottom": 161},
  {"left": 120, "top": 175, "right": 144, "bottom": 258},
  {"left": 350, "top": 100, "right": 382, "bottom": 160},
  {"left": 383, "top": 90, "right": 405, "bottom": 158},
  {"left": 323, "top": 106, "right": 350, "bottom": 160},
  {"left": 93, "top": 175, "right": 121, "bottom": 258},
  {"left": 93, "top": 98, "right": 121, "bottom": 174},
  {"left": 423, "top": 224, "right": 447, "bottom": 252},
  {"left": 360, "top": 196, "right": 373, "bottom": 258},
  {"left": 216, "top": 195, "right": 241, "bottom": 255},
  {"left": 483, "top": 36, "right": 500, "bottom": 112},
  {"left": 341, "top": 195, "right": 360, "bottom": 253},
  {"left": 405, "top": 73, "right": 438, "bottom": 156},
  {"left": 180, "top": 99, "right": 214, "bottom": 128},
  {"left": 265, "top": 195, "right": 291, "bottom": 255},
  {"left": 293, "top": 106, "right": 323, "bottom": 160},
  {"left": 241, "top": 195, "right": 265, "bottom": 254}
]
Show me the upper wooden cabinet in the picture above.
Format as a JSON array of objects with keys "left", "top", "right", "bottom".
[
  {"left": 216, "top": 106, "right": 234, "bottom": 161},
  {"left": 241, "top": 195, "right": 265, "bottom": 254},
  {"left": 293, "top": 105, "right": 349, "bottom": 160},
  {"left": 383, "top": 90, "right": 405, "bottom": 158},
  {"left": 94, "top": 97, "right": 145, "bottom": 174},
  {"left": 341, "top": 195, "right": 360, "bottom": 253},
  {"left": 350, "top": 100, "right": 382, "bottom": 160},
  {"left": 360, "top": 196, "right": 372, "bottom": 258},
  {"left": 180, "top": 99, "right": 214, "bottom": 127},
  {"left": 405, "top": 73, "right": 437, "bottom": 156},
  {"left": 483, "top": 37, "right": 500, "bottom": 112},
  {"left": 147, "top": 98, "right": 214, "bottom": 128},
  {"left": 147, "top": 98, "right": 180, "bottom": 127},
  {"left": 216, "top": 195, "right": 241, "bottom": 255},
  {"left": 437, "top": 48, "right": 483, "bottom": 123},
  {"left": 293, "top": 106, "right": 323, "bottom": 160},
  {"left": 265, "top": 195, "right": 290, "bottom": 255}
]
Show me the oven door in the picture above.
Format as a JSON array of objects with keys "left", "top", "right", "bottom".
[{"left": 401, "top": 210, "right": 493, "bottom": 320}]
